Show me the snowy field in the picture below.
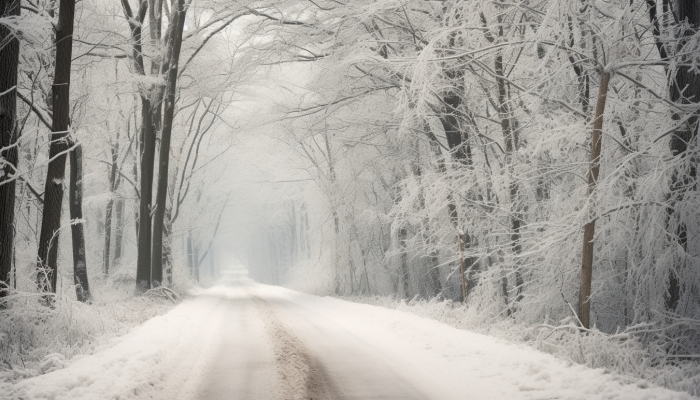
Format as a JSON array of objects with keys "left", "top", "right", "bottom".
[{"left": 2, "top": 276, "right": 695, "bottom": 400}]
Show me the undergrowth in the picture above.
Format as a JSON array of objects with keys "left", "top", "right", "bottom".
[
  {"left": 0, "top": 264, "right": 189, "bottom": 383},
  {"left": 341, "top": 295, "right": 700, "bottom": 397}
]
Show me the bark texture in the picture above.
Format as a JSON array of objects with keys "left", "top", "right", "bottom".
[
  {"left": 135, "top": 99, "right": 155, "bottom": 291},
  {"left": 103, "top": 144, "right": 118, "bottom": 274},
  {"left": 665, "top": 0, "right": 700, "bottom": 311},
  {"left": 37, "top": 0, "right": 76, "bottom": 294},
  {"left": 579, "top": 71, "right": 611, "bottom": 329},
  {"left": 0, "top": 0, "right": 21, "bottom": 297},
  {"left": 69, "top": 144, "right": 90, "bottom": 302},
  {"left": 399, "top": 226, "right": 409, "bottom": 299},
  {"left": 120, "top": 0, "right": 155, "bottom": 292},
  {"left": 152, "top": 0, "right": 187, "bottom": 286},
  {"left": 114, "top": 197, "right": 124, "bottom": 264},
  {"left": 646, "top": 0, "right": 700, "bottom": 311}
]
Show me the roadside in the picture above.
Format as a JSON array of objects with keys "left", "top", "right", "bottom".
[
  {"left": 339, "top": 295, "right": 700, "bottom": 397},
  {"left": 2, "top": 281, "right": 696, "bottom": 400},
  {"left": 0, "top": 274, "right": 183, "bottom": 385}
]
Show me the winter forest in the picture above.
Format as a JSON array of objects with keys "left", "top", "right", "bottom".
[{"left": 1, "top": 0, "right": 700, "bottom": 398}]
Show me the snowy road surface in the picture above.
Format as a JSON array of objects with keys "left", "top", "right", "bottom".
[{"left": 5, "top": 276, "right": 695, "bottom": 400}]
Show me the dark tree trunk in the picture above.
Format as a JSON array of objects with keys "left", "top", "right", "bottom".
[
  {"left": 437, "top": 17, "right": 478, "bottom": 302},
  {"left": 114, "top": 197, "right": 124, "bottom": 264},
  {"left": 69, "top": 144, "right": 90, "bottom": 302},
  {"left": 152, "top": 0, "right": 187, "bottom": 287},
  {"left": 0, "top": 0, "right": 21, "bottom": 298},
  {"left": 143, "top": 0, "right": 164, "bottom": 286},
  {"left": 440, "top": 90, "right": 472, "bottom": 167},
  {"left": 439, "top": 89, "right": 476, "bottom": 302},
  {"left": 666, "top": 1, "right": 699, "bottom": 311},
  {"left": 565, "top": 13, "right": 591, "bottom": 116},
  {"left": 37, "top": 0, "right": 76, "bottom": 295},
  {"left": 135, "top": 98, "right": 155, "bottom": 292},
  {"left": 424, "top": 127, "right": 466, "bottom": 299},
  {"left": 120, "top": 0, "right": 155, "bottom": 293},
  {"left": 647, "top": 0, "right": 700, "bottom": 311}
]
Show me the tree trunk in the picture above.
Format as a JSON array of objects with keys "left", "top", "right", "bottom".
[
  {"left": 0, "top": 0, "right": 21, "bottom": 298},
  {"left": 399, "top": 226, "right": 409, "bottom": 299},
  {"left": 69, "top": 143, "right": 90, "bottom": 302},
  {"left": 652, "top": 0, "right": 700, "bottom": 311},
  {"left": 440, "top": 112, "right": 473, "bottom": 302},
  {"left": 135, "top": 98, "right": 156, "bottom": 292},
  {"left": 186, "top": 231, "right": 194, "bottom": 277},
  {"left": 163, "top": 206, "right": 173, "bottom": 286},
  {"left": 412, "top": 137, "right": 442, "bottom": 297},
  {"left": 37, "top": 0, "right": 76, "bottom": 295},
  {"left": 121, "top": 0, "right": 156, "bottom": 293},
  {"left": 103, "top": 198, "right": 114, "bottom": 274},
  {"left": 103, "top": 145, "right": 118, "bottom": 274},
  {"left": 494, "top": 33, "right": 524, "bottom": 307},
  {"left": 193, "top": 240, "right": 200, "bottom": 283},
  {"left": 424, "top": 128, "right": 469, "bottom": 300},
  {"left": 578, "top": 71, "right": 611, "bottom": 329},
  {"left": 114, "top": 197, "right": 124, "bottom": 264},
  {"left": 322, "top": 131, "right": 344, "bottom": 293},
  {"left": 152, "top": 0, "right": 187, "bottom": 287},
  {"left": 438, "top": 63, "right": 476, "bottom": 302},
  {"left": 132, "top": 151, "right": 139, "bottom": 241}
]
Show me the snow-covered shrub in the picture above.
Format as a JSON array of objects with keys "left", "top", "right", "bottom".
[
  {"left": 342, "top": 295, "right": 700, "bottom": 397},
  {"left": 0, "top": 284, "right": 177, "bottom": 382}
]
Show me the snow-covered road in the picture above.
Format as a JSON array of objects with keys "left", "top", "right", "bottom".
[{"left": 5, "top": 277, "right": 695, "bottom": 400}]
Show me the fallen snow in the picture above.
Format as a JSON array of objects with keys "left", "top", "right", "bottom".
[{"left": 3, "top": 278, "right": 696, "bottom": 400}]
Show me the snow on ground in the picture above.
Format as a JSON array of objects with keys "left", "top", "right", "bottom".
[
  {"left": 1, "top": 288, "right": 225, "bottom": 400},
  {"left": 3, "top": 277, "right": 697, "bottom": 400},
  {"left": 0, "top": 284, "right": 178, "bottom": 383}
]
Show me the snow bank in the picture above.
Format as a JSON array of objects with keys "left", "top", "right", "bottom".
[
  {"left": 339, "top": 295, "right": 700, "bottom": 397},
  {"left": 0, "top": 287, "right": 230, "bottom": 400},
  {"left": 0, "top": 289, "right": 175, "bottom": 383}
]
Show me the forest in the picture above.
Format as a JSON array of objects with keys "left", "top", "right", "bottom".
[{"left": 1, "top": 0, "right": 699, "bottom": 396}]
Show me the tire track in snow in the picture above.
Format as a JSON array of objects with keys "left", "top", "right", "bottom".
[{"left": 252, "top": 294, "right": 343, "bottom": 400}]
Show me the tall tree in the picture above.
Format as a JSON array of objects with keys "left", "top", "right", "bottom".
[
  {"left": 103, "top": 139, "right": 119, "bottom": 274},
  {"left": 578, "top": 71, "right": 611, "bottom": 329},
  {"left": 151, "top": 0, "right": 188, "bottom": 286},
  {"left": 119, "top": 0, "right": 157, "bottom": 292},
  {"left": 0, "top": 0, "right": 21, "bottom": 298},
  {"left": 69, "top": 142, "right": 90, "bottom": 302},
  {"left": 647, "top": 0, "right": 700, "bottom": 311},
  {"left": 36, "top": 0, "right": 77, "bottom": 295}
]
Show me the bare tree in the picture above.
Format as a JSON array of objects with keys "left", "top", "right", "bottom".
[
  {"left": 151, "top": 0, "right": 189, "bottom": 287},
  {"left": 647, "top": 0, "right": 700, "bottom": 311},
  {"left": 0, "top": 0, "right": 21, "bottom": 299},
  {"left": 36, "top": 0, "right": 77, "bottom": 296},
  {"left": 68, "top": 141, "right": 90, "bottom": 302},
  {"left": 579, "top": 71, "right": 611, "bottom": 329}
]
